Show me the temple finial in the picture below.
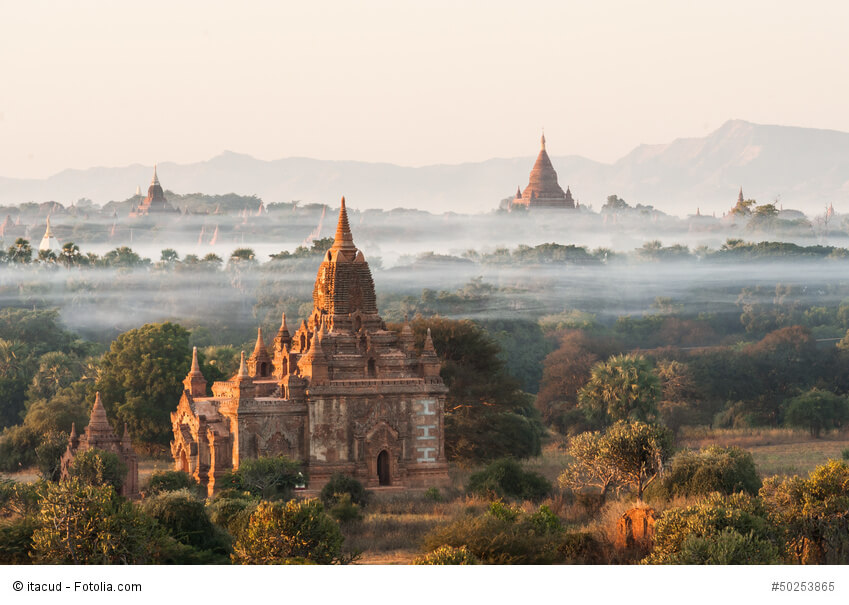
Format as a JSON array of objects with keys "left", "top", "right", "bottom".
[
  {"left": 190, "top": 346, "right": 201, "bottom": 373},
  {"left": 331, "top": 196, "right": 356, "bottom": 252},
  {"left": 541, "top": 129, "right": 546, "bottom": 150},
  {"left": 424, "top": 328, "right": 436, "bottom": 353},
  {"left": 253, "top": 327, "right": 266, "bottom": 356},
  {"left": 238, "top": 351, "right": 248, "bottom": 377}
]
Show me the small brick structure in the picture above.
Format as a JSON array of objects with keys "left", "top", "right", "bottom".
[
  {"left": 60, "top": 392, "right": 139, "bottom": 498},
  {"left": 615, "top": 506, "right": 656, "bottom": 550}
]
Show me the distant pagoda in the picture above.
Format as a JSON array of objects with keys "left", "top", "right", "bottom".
[
  {"left": 130, "top": 165, "right": 178, "bottom": 217},
  {"left": 510, "top": 133, "right": 575, "bottom": 210},
  {"left": 38, "top": 216, "right": 62, "bottom": 254}
]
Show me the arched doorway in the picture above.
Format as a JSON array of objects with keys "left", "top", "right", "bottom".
[
  {"left": 179, "top": 449, "right": 189, "bottom": 473},
  {"left": 377, "top": 450, "right": 390, "bottom": 486}
]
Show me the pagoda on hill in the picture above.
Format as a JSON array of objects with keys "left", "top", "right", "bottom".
[
  {"left": 510, "top": 133, "right": 576, "bottom": 210},
  {"left": 130, "top": 165, "right": 178, "bottom": 217},
  {"left": 171, "top": 198, "right": 450, "bottom": 495}
]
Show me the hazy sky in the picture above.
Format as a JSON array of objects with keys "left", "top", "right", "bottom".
[{"left": 2, "top": 0, "right": 849, "bottom": 178}]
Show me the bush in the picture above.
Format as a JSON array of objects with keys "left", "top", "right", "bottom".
[
  {"left": 670, "top": 527, "right": 781, "bottom": 564},
  {"left": 68, "top": 448, "right": 127, "bottom": 492},
  {"left": 783, "top": 389, "right": 849, "bottom": 437},
  {"left": 218, "top": 456, "right": 303, "bottom": 501},
  {"left": 467, "top": 458, "right": 552, "bottom": 502},
  {"left": 0, "top": 424, "right": 39, "bottom": 472},
  {"left": 327, "top": 493, "right": 362, "bottom": 524},
  {"left": 206, "top": 495, "right": 257, "bottom": 538},
  {"left": 558, "top": 531, "right": 607, "bottom": 564},
  {"left": 0, "top": 479, "right": 43, "bottom": 518},
  {"left": 231, "top": 499, "right": 345, "bottom": 564},
  {"left": 646, "top": 446, "right": 761, "bottom": 501},
  {"left": 842, "top": 448, "right": 849, "bottom": 461},
  {"left": 140, "top": 489, "right": 230, "bottom": 559},
  {"left": 143, "top": 470, "right": 203, "bottom": 497},
  {"left": 423, "top": 503, "right": 563, "bottom": 564},
  {"left": 644, "top": 493, "right": 778, "bottom": 564},
  {"left": 35, "top": 431, "right": 68, "bottom": 482},
  {"left": 413, "top": 545, "right": 479, "bottom": 565},
  {"left": 0, "top": 518, "right": 38, "bottom": 563},
  {"left": 31, "top": 479, "right": 163, "bottom": 564},
  {"left": 319, "top": 473, "right": 368, "bottom": 507},
  {"left": 424, "top": 487, "right": 443, "bottom": 502}
]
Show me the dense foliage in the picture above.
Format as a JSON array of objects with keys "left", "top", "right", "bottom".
[
  {"left": 467, "top": 458, "right": 552, "bottom": 502},
  {"left": 646, "top": 446, "right": 761, "bottom": 500}
]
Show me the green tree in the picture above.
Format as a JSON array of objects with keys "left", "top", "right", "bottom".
[
  {"left": 35, "top": 431, "right": 69, "bottom": 482},
  {"left": 578, "top": 354, "right": 661, "bottom": 427},
  {"left": 219, "top": 456, "right": 304, "bottom": 500},
  {"left": 647, "top": 446, "right": 761, "bottom": 500},
  {"left": 644, "top": 493, "right": 779, "bottom": 564},
  {"left": 59, "top": 242, "right": 83, "bottom": 267},
  {"left": 68, "top": 448, "right": 127, "bottom": 492},
  {"left": 160, "top": 248, "right": 179, "bottom": 263},
  {"left": 467, "top": 458, "right": 552, "bottom": 502},
  {"left": 102, "top": 246, "right": 149, "bottom": 268},
  {"left": 559, "top": 420, "right": 673, "bottom": 500},
  {"left": 95, "top": 322, "right": 192, "bottom": 445},
  {"left": 401, "top": 317, "right": 543, "bottom": 463},
  {"left": 31, "top": 479, "right": 162, "bottom": 564},
  {"left": 7, "top": 238, "right": 32, "bottom": 263},
  {"left": 760, "top": 460, "right": 849, "bottom": 564},
  {"left": 231, "top": 499, "right": 344, "bottom": 564},
  {"left": 783, "top": 389, "right": 849, "bottom": 438}
]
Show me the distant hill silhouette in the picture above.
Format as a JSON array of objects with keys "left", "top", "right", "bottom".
[{"left": 2, "top": 120, "right": 848, "bottom": 216}]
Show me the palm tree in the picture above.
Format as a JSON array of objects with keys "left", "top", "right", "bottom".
[
  {"left": 8, "top": 238, "right": 33, "bottom": 263},
  {"left": 60, "top": 242, "right": 82, "bottom": 267}
]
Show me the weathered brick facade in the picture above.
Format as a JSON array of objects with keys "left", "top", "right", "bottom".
[{"left": 171, "top": 198, "right": 450, "bottom": 495}]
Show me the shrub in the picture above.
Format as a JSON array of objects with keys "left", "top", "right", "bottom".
[
  {"left": 319, "top": 473, "right": 368, "bottom": 507},
  {"left": 0, "top": 479, "right": 43, "bottom": 518},
  {"left": 0, "top": 518, "right": 38, "bottom": 563},
  {"left": 206, "top": 496, "right": 257, "bottom": 538},
  {"left": 413, "top": 545, "right": 479, "bottom": 565},
  {"left": 643, "top": 493, "right": 778, "bottom": 564},
  {"left": 0, "top": 424, "right": 39, "bottom": 472},
  {"left": 761, "top": 460, "right": 849, "bottom": 564},
  {"left": 218, "top": 456, "right": 303, "bottom": 501},
  {"left": 842, "top": 448, "right": 849, "bottom": 461},
  {"left": 783, "top": 389, "right": 849, "bottom": 438},
  {"left": 68, "top": 448, "right": 127, "bottom": 492},
  {"left": 423, "top": 503, "right": 563, "bottom": 564},
  {"left": 670, "top": 527, "right": 781, "bottom": 564},
  {"left": 327, "top": 493, "right": 362, "bottom": 524},
  {"left": 424, "top": 487, "right": 443, "bottom": 502},
  {"left": 143, "top": 470, "right": 203, "bottom": 498},
  {"left": 646, "top": 446, "right": 761, "bottom": 500},
  {"left": 231, "top": 499, "right": 345, "bottom": 564},
  {"left": 140, "top": 489, "right": 230, "bottom": 557},
  {"left": 467, "top": 458, "right": 552, "bottom": 502},
  {"left": 31, "top": 478, "right": 163, "bottom": 564},
  {"left": 558, "top": 531, "right": 607, "bottom": 564},
  {"left": 35, "top": 431, "right": 68, "bottom": 482}
]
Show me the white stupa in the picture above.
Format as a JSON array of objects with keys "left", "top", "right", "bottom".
[{"left": 39, "top": 217, "right": 62, "bottom": 254}]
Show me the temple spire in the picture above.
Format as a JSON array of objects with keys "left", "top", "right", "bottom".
[
  {"left": 152, "top": 164, "right": 159, "bottom": 186},
  {"left": 424, "top": 328, "right": 436, "bottom": 353},
  {"left": 541, "top": 130, "right": 546, "bottom": 151},
  {"left": 190, "top": 346, "right": 201, "bottom": 374},
  {"left": 331, "top": 197, "right": 357, "bottom": 253},
  {"left": 237, "top": 351, "right": 248, "bottom": 378},
  {"left": 89, "top": 392, "right": 111, "bottom": 431}
]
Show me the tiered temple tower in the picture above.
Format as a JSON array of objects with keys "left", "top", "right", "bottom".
[
  {"left": 511, "top": 133, "right": 575, "bottom": 210},
  {"left": 130, "top": 165, "right": 177, "bottom": 216},
  {"left": 60, "top": 392, "right": 139, "bottom": 498},
  {"left": 171, "top": 198, "right": 450, "bottom": 495}
]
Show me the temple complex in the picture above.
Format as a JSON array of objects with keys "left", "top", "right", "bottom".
[
  {"left": 510, "top": 133, "right": 576, "bottom": 210},
  {"left": 171, "top": 198, "right": 450, "bottom": 495},
  {"left": 60, "top": 392, "right": 139, "bottom": 498},
  {"left": 130, "top": 165, "right": 178, "bottom": 216}
]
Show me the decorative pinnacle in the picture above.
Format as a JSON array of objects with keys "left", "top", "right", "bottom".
[
  {"left": 238, "top": 351, "right": 248, "bottom": 377},
  {"left": 331, "top": 196, "right": 356, "bottom": 252},
  {"left": 280, "top": 312, "right": 288, "bottom": 332},
  {"left": 190, "top": 346, "right": 201, "bottom": 374},
  {"left": 424, "top": 328, "right": 436, "bottom": 353},
  {"left": 152, "top": 164, "right": 159, "bottom": 185},
  {"left": 541, "top": 130, "right": 546, "bottom": 151}
]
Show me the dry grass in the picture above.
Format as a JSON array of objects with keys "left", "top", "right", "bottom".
[{"left": 677, "top": 426, "right": 846, "bottom": 449}]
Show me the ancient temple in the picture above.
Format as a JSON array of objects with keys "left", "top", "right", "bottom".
[
  {"left": 60, "top": 392, "right": 139, "bottom": 498},
  {"left": 130, "top": 165, "right": 177, "bottom": 216},
  {"left": 510, "top": 133, "right": 575, "bottom": 210},
  {"left": 171, "top": 198, "right": 450, "bottom": 495},
  {"left": 38, "top": 217, "right": 61, "bottom": 254}
]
